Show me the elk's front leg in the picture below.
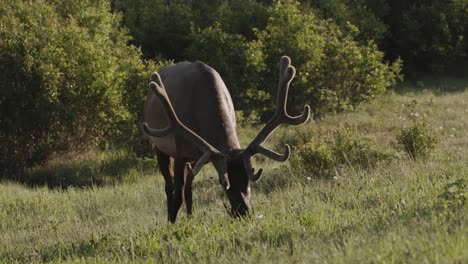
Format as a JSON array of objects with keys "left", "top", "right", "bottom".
[
  {"left": 184, "top": 163, "right": 195, "bottom": 216},
  {"left": 170, "top": 158, "right": 187, "bottom": 222},
  {"left": 156, "top": 149, "right": 174, "bottom": 222}
]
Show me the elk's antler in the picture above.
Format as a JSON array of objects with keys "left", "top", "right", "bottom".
[
  {"left": 244, "top": 56, "right": 310, "bottom": 180},
  {"left": 142, "top": 73, "right": 230, "bottom": 189}
]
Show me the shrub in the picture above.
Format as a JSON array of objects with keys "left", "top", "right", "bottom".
[
  {"left": 315, "top": 22, "right": 402, "bottom": 114},
  {"left": 235, "top": 111, "right": 261, "bottom": 127},
  {"left": 113, "top": 0, "right": 194, "bottom": 60},
  {"left": 115, "top": 0, "right": 402, "bottom": 119},
  {"left": 0, "top": 0, "right": 154, "bottom": 176},
  {"left": 114, "top": 0, "right": 269, "bottom": 60},
  {"left": 274, "top": 125, "right": 329, "bottom": 154},
  {"left": 396, "top": 121, "right": 438, "bottom": 159},
  {"left": 438, "top": 178, "right": 467, "bottom": 211},
  {"left": 312, "top": 0, "right": 389, "bottom": 45},
  {"left": 311, "top": 0, "right": 468, "bottom": 73},
  {"left": 185, "top": 23, "right": 266, "bottom": 112},
  {"left": 290, "top": 125, "right": 392, "bottom": 178},
  {"left": 291, "top": 141, "right": 335, "bottom": 179},
  {"left": 436, "top": 178, "right": 468, "bottom": 215},
  {"left": 255, "top": 0, "right": 325, "bottom": 117},
  {"left": 332, "top": 126, "right": 392, "bottom": 169},
  {"left": 383, "top": 0, "right": 467, "bottom": 73},
  {"left": 255, "top": 0, "right": 402, "bottom": 118}
]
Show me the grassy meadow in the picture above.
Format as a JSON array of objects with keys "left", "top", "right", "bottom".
[{"left": 1, "top": 80, "right": 467, "bottom": 263}]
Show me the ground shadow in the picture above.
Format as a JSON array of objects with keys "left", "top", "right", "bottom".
[
  {"left": 2, "top": 155, "right": 158, "bottom": 189},
  {"left": 394, "top": 75, "right": 467, "bottom": 94}
]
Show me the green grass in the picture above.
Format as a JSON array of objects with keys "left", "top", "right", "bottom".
[{"left": 1, "top": 82, "right": 467, "bottom": 263}]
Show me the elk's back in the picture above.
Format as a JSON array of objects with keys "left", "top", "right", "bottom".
[{"left": 143, "top": 61, "right": 240, "bottom": 158}]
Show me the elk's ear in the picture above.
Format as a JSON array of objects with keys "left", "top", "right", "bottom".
[
  {"left": 241, "top": 153, "right": 263, "bottom": 182},
  {"left": 212, "top": 157, "right": 230, "bottom": 190}
]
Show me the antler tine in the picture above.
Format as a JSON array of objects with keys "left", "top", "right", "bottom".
[
  {"left": 246, "top": 56, "right": 310, "bottom": 162},
  {"left": 277, "top": 57, "right": 311, "bottom": 125},
  {"left": 142, "top": 122, "right": 172, "bottom": 137},
  {"left": 241, "top": 155, "right": 263, "bottom": 182},
  {"left": 151, "top": 72, "right": 160, "bottom": 83},
  {"left": 142, "top": 74, "right": 174, "bottom": 137},
  {"left": 185, "top": 151, "right": 212, "bottom": 177},
  {"left": 142, "top": 75, "right": 178, "bottom": 137}
]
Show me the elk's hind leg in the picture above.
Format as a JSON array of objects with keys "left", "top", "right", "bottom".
[{"left": 156, "top": 149, "right": 174, "bottom": 222}]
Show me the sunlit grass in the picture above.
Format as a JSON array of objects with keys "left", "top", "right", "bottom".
[{"left": 1, "top": 82, "right": 467, "bottom": 262}]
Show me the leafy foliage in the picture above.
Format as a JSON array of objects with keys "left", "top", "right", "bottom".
[
  {"left": 256, "top": 0, "right": 402, "bottom": 117},
  {"left": 1, "top": 77, "right": 467, "bottom": 262},
  {"left": 309, "top": 0, "right": 468, "bottom": 73},
  {"left": 115, "top": 0, "right": 402, "bottom": 117},
  {"left": 397, "top": 121, "right": 438, "bottom": 159},
  {"left": 310, "top": 0, "right": 389, "bottom": 44},
  {"left": 113, "top": 0, "right": 269, "bottom": 60},
  {"left": 291, "top": 125, "right": 392, "bottom": 178},
  {"left": 438, "top": 178, "right": 467, "bottom": 211},
  {"left": 292, "top": 140, "right": 335, "bottom": 178},
  {"left": 383, "top": 0, "right": 467, "bottom": 73},
  {"left": 113, "top": 0, "right": 194, "bottom": 61},
  {"left": 332, "top": 125, "right": 393, "bottom": 169},
  {"left": 0, "top": 0, "right": 156, "bottom": 175},
  {"left": 185, "top": 23, "right": 266, "bottom": 110},
  {"left": 3, "top": 0, "right": 463, "bottom": 178}
]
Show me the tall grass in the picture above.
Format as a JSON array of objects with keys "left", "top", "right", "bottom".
[{"left": 1, "top": 82, "right": 467, "bottom": 262}]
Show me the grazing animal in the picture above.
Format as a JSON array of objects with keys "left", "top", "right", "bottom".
[{"left": 142, "top": 56, "right": 310, "bottom": 222}]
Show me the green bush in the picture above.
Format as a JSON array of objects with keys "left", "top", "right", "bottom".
[
  {"left": 113, "top": 0, "right": 194, "bottom": 60},
  {"left": 290, "top": 125, "right": 392, "bottom": 178},
  {"left": 255, "top": 0, "right": 402, "bottom": 117},
  {"left": 115, "top": 0, "right": 402, "bottom": 118},
  {"left": 114, "top": 0, "right": 269, "bottom": 60},
  {"left": 0, "top": 0, "right": 154, "bottom": 176},
  {"left": 255, "top": 0, "right": 325, "bottom": 117},
  {"left": 317, "top": 23, "right": 402, "bottom": 114},
  {"left": 311, "top": 0, "right": 389, "bottom": 45},
  {"left": 438, "top": 178, "right": 467, "bottom": 211},
  {"left": 291, "top": 141, "right": 335, "bottom": 179},
  {"left": 332, "top": 126, "right": 392, "bottom": 169},
  {"left": 191, "top": 0, "right": 269, "bottom": 38},
  {"left": 382, "top": 0, "right": 467, "bottom": 73},
  {"left": 310, "top": 0, "right": 467, "bottom": 73},
  {"left": 397, "top": 121, "right": 438, "bottom": 159},
  {"left": 185, "top": 23, "right": 266, "bottom": 111}
]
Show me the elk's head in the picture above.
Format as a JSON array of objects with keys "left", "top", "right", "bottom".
[{"left": 143, "top": 56, "right": 310, "bottom": 217}]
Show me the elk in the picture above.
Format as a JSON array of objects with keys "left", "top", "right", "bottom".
[{"left": 142, "top": 56, "right": 310, "bottom": 222}]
